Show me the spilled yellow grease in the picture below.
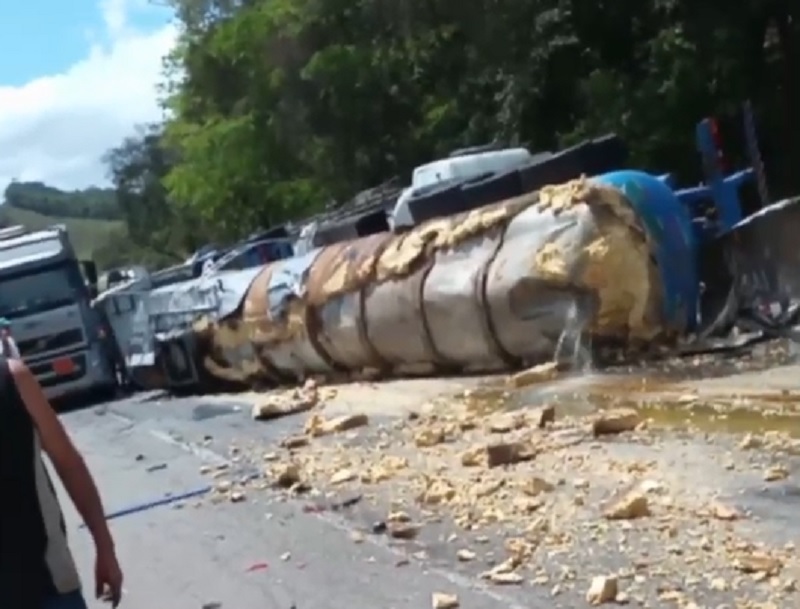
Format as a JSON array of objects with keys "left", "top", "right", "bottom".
[
  {"left": 375, "top": 193, "right": 533, "bottom": 282},
  {"left": 319, "top": 254, "right": 377, "bottom": 302},
  {"left": 194, "top": 316, "right": 264, "bottom": 382},
  {"left": 533, "top": 242, "right": 567, "bottom": 278},
  {"left": 532, "top": 180, "right": 661, "bottom": 339},
  {"left": 581, "top": 221, "right": 660, "bottom": 339},
  {"left": 309, "top": 237, "right": 392, "bottom": 304}
]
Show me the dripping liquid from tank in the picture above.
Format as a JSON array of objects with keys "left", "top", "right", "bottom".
[{"left": 553, "top": 299, "right": 592, "bottom": 373}]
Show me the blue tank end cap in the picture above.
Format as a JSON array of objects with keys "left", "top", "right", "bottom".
[{"left": 591, "top": 170, "right": 700, "bottom": 332}]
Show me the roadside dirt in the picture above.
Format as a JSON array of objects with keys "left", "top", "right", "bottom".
[{"left": 200, "top": 345, "right": 800, "bottom": 608}]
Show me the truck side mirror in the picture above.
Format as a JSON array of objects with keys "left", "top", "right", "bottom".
[{"left": 81, "top": 260, "right": 98, "bottom": 287}]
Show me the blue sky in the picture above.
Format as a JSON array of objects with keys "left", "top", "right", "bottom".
[
  {"left": 0, "top": 0, "right": 172, "bottom": 86},
  {"left": 0, "top": 0, "right": 177, "bottom": 191}
]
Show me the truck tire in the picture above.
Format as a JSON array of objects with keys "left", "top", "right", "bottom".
[
  {"left": 460, "top": 170, "right": 524, "bottom": 210},
  {"left": 518, "top": 149, "right": 583, "bottom": 193},
  {"left": 158, "top": 336, "right": 198, "bottom": 390},
  {"left": 407, "top": 181, "right": 467, "bottom": 225}
]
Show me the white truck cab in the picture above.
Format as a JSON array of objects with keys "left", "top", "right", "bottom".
[
  {"left": 0, "top": 224, "right": 116, "bottom": 401},
  {"left": 391, "top": 146, "right": 538, "bottom": 230}
]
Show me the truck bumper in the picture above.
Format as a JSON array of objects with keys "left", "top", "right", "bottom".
[{"left": 38, "top": 342, "right": 116, "bottom": 402}]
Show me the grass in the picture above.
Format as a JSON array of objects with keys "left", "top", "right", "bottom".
[{"left": 0, "top": 205, "right": 122, "bottom": 260}]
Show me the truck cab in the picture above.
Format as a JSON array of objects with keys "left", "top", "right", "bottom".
[
  {"left": 0, "top": 225, "right": 117, "bottom": 401},
  {"left": 390, "top": 136, "right": 627, "bottom": 230},
  {"left": 391, "top": 146, "right": 538, "bottom": 230}
]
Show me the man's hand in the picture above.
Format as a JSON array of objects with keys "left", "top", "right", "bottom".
[{"left": 95, "top": 543, "right": 124, "bottom": 607}]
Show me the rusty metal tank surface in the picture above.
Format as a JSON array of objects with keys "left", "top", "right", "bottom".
[
  {"left": 485, "top": 182, "right": 663, "bottom": 361},
  {"left": 256, "top": 249, "right": 333, "bottom": 378},
  {"left": 422, "top": 229, "right": 510, "bottom": 371},
  {"left": 192, "top": 177, "right": 670, "bottom": 389},
  {"left": 305, "top": 234, "right": 392, "bottom": 371},
  {"left": 485, "top": 202, "right": 594, "bottom": 360},
  {"left": 237, "top": 263, "right": 280, "bottom": 379},
  {"left": 362, "top": 233, "right": 439, "bottom": 374}
]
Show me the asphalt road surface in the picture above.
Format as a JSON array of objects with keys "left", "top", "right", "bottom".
[
  {"left": 58, "top": 368, "right": 800, "bottom": 609},
  {"left": 58, "top": 392, "right": 539, "bottom": 609}
]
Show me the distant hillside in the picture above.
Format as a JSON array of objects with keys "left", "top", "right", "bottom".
[
  {"left": 3, "top": 181, "right": 121, "bottom": 220},
  {"left": 0, "top": 205, "right": 122, "bottom": 260},
  {"left": 0, "top": 180, "right": 183, "bottom": 270}
]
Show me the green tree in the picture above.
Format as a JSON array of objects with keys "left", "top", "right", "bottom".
[
  {"left": 104, "top": 123, "right": 211, "bottom": 264},
  {"left": 153, "top": 0, "right": 799, "bottom": 240}
]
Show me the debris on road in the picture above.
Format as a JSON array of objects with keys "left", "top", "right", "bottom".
[
  {"left": 603, "top": 490, "right": 650, "bottom": 520},
  {"left": 506, "top": 361, "right": 562, "bottom": 389},
  {"left": 586, "top": 575, "right": 618, "bottom": 604},
  {"left": 305, "top": 413, "right": 369, "bottom": 437},
  {"left": 387, "top": 522, "right": 421, "bottom": 540},
  {"left": 431, "top": 592, "right": 459, "bottom": 608},
  {"left": 251, "top": 380, "right": 321, "bottom": 421},
  {"left": 707, "top": 501, "right": 742, "bottom": 521},
  {"left": 281, "top": 435, "right": 310, "bottom": 449},
  {"left": 763, "top": 464, "right": 789, "bottom": 481},
  {"left": 592, "top": 408, "right": 642, "bottom": 436},
  {"left": 217, "top": 365, "right": 800, "bottom": 606}
]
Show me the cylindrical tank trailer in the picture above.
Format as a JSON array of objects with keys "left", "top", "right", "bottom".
[{"left": 179, "top": 171, "right": 701, "bottom": 389}]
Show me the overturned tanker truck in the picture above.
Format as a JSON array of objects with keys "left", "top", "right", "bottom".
[{"left": 111, "top": 105, "right": 800, "bottom": 394}]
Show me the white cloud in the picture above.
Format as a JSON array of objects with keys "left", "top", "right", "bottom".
[{"left": 0, "top": 0, "right": 177, "bottom": 194}]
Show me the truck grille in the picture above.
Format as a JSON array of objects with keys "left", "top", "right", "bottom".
[
  {"left": 17, "top": 328, "right": 85, "bottom": 357},
  {"left": 29, "top": 354, "right": 88, "bottom": 388}
]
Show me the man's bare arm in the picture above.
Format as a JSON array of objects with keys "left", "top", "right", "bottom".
[{"left": 10, "top": 359, "right": 115, "bottom": 553}]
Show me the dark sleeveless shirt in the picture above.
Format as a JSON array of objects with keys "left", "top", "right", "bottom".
[{"left": 0, "top": 357, "right": 81, "bottom": 606}]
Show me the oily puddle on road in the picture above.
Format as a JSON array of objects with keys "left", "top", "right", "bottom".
[{"left": 463, "top": 363, "right": 800, "bottom": 439}]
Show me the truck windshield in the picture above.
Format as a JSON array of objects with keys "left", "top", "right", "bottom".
[{"left": 0, "top": 262, "right": 86, "bottom": 319}]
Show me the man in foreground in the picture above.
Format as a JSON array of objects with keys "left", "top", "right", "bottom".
[{"left": 0, "top": 357, "right": 124, "bottom": 608}]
